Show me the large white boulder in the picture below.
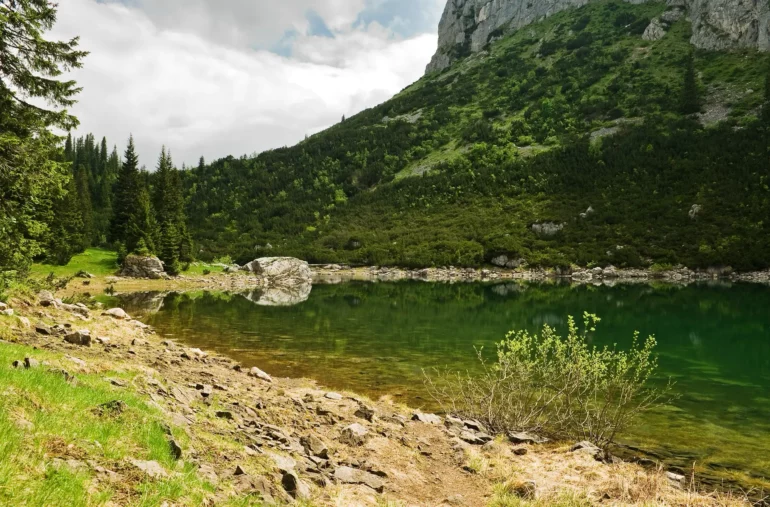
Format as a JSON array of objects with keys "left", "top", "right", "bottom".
[
  {"left": 242, "top": 257, "right": 312, "bottom": 285},
  {"left": 120, "top": 255, "right": 166, "bottom": 279}
]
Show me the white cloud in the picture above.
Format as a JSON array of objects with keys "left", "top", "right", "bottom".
[{"left": 53, "top": 0, "right": 439, "bottom": 166}]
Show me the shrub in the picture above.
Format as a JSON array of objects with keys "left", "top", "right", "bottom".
[
  {"left": 202, "top": 269, "right": 211, "bottom": 276},
  {"left": 425, "top": 313, "right": 673, "bottom": 450}
]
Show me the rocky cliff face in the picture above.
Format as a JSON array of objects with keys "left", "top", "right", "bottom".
[{"left": 426, "top": 0, "right": 770, "bottom": 74}]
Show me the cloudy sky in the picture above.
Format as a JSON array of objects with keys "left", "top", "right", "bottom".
[{"left": 53, "top": 0, "right": 444, "bottom": 167}]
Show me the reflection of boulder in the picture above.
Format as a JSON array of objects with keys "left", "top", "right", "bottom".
[
  {"left": 242, "top": 282, "right": 312, "bottom": 307},
  {"left": 117, "top": 291, "right": 167, "bottom": 314},
  {"left": 242, "top": 257, "right": 312, "bottom": 285}
]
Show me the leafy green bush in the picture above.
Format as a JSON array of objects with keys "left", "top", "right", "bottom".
[{"left": 426, "top": 313, "right": 673, "bottom": 450}]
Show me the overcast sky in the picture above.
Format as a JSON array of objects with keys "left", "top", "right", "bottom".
[{"left": 53, "top": 0, "right": 444, "bottom": 167}]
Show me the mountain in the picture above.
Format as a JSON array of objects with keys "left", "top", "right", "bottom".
[
  {"left": 183, "top": 0, "right": 770, "bottom": 272},
  {"left": 426, "top": 0, "right": 770, "bottom": 73}
]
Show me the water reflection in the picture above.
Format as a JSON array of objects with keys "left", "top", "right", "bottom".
[{"left": 117, "top": 281, "right": 770, "bottom": 485}]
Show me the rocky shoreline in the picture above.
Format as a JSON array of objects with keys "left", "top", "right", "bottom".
[
  {"left": 0, "top": 289, "right": 759, "bottom": 506},
  {"left": 312, "top": 264, "right": 770, "bottom": 286}
]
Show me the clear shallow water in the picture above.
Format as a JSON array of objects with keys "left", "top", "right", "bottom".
[{"left": 118, "top": 281, "right": 770, "bottom": 487}]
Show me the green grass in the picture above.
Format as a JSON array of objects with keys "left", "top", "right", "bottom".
[
  {"left": 0, "top": 338, "right": 210, "bottom": 506},
  {"left": 30, "top": 248, "right": 119, "bottom": 279}
]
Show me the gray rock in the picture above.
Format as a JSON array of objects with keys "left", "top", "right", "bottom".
[
  {"left": 0, "top": 302, "right": 6, "bottom": 311},
  {"left": 1, "top": 309, "right": 14, "bottom": 317},
  {"left": 508, "top": 432, "right": 548, "bottom": 445},
  {"left": 120, "top": 255, "right": 166, "bottom": 279},
  {"left": 38, "top": 290, "right": 57, "bottom": 307},
  {"left": 64, "top": 330, "right": 92, "bottom": 347},
  {"left": 248, "top": 366, "right": 272, "bottom": 382},
  {"left": 412, "top": 412, "right": 442, "bottom": 425},
  {"left": 689, "top": 204, "right": 702, "bottom": 220},
  {"left": 334, "top": 466, "right": 385, "bottom": 492},
  {"left": 104, "top": 308, "right": 130, "bottom": 320},
  {"left": 324, "top": 392, "right": 343, "bottom": 400},
  {"left": 643, "top": 17, "right": 667, "bottom": 41},
  {"left": 339, "top": 423, "right": 369, "bottom": 446},
  {"left": 242, "top": 257, "right": 312, "bottom": 285},
  {"left": 300, "top": 435, "right": 329, "bottom": 459},
  {"left": 570, "top": 440, "right": 603, "bottom": 460},
  {"left": 354, "top": 405, "right": 376, "bottom": 422},
  {"left": 130, "top": 459, "right": 168, "bottom": 479},
  {"left": 532, "top": 222, "right": 564, "bottom": 237},
  {"left": 281, "top": 470, "right": 311, "bottom": 499},
  {"left": 23, "top": 357, "right": 40, "bottom": 369},
  {"left": 425, "top": 0, "right": 770, "bottom": 75}
]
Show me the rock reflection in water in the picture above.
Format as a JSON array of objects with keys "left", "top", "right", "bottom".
[{"left": 242, "top": 282, "right": 312, "bottom": 307}]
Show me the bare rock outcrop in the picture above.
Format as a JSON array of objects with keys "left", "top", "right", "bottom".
[{"left": 426, "top": 0, "right": 770, "bottom": 74}]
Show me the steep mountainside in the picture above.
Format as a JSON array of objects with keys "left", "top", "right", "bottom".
[
  {"left": 427, "top": 0, "right": 770, "bottom": 73},
  {"left": 183, "top": 0, "right": 770, "bottom": 271}
]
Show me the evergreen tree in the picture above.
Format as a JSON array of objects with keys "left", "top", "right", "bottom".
[
  {"left": 74, "top": 164, "right": 94, "bottom": 249},
  {"left": 0, "top": 0, "right": 87, "bottom": 276},
  {"left": 681, "top": 52, "right": 700, "bottom": 115},
  {"left": 47, "top": 169, "right": 84, "bottom": 265},
  {"left": 109, "top": 136, "right": 144, "bottom": 252}
]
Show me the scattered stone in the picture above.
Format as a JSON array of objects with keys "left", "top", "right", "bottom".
[
  {"left": 130, "top": 459, "right": 168, "bottom": 479},
  {"left": 354, "top": 405, "right": 375, "bottom": 422},
  {"left": 75, "top": 270, "right": 94, "bottom": 279},
  {"left": 267, "top": 452, "right": 297, "bottom": 472},
  {"left": 11, "top": 360, "right": 22, "bottom": 369},
  {"left": 570, "top": 441, "right": 603, "bottom": 460},
  {"left": 234, "top": 465, "right": 247, "bottom": 476},
  {"left": 324, "top": 392, "right": 342, "bottom": 400},
  {"left": 23, "top": 357, "right": 40, "bottom": 369},
  {"left": 104, "top": 308, "right": 130, "bottom": 320},
  {"left": 65, "top": 355, "right": 86, "bottom": 368},
  {"left": 215, "top": 410, "right": 236, "bottom": 421},
  {"left": 339, "top": 423, "right": 370, "bottom": 446},
  {"left": 64, "top": 330, "right": 92, "bottom": 347},
  {"left": 0, "top": 302, "right": 6, "bottom": 311},
  {"left": 107, "top": 378, "right": 127, "bottom": 387},
  {"left": 412, "top": 412, "right": 442, "bottom": 425},
  {"left": 131, "top": 338, "right": 148, "bottom": 346},
  {"left": 282, "top": 470, "right": 311, "bottom": 499},
  {"left": 459, "top": 431, "right": 492, "bottom": 445},
  {"left": 666, "top": 471, "right": 686, "bottom": 484},
  {"left": 198, "top": 464, "right": 219, "bottom": 484},
  {"left": 17, "top": 316, "right": 31, "bottom": 328},
  {"left": 35, "top": 322, "right": 52, "bottom": 335},
  {"left": 38, "top": 291, "right": 57, "bottom": 307},
  {"left": 1, "top": 309, "right": 14, "bottom": 317},
  {"left": 248, "top": 366, "right": 272, "bottom": 382},
  {"left": 96, "top": 336, "right": 110, "bottom": 345},
  {"left": 300, "top": 435, "right": 329, "bottom": 459},
  {"left": 508, "top": 432, "right": 548, "bottom": 445},
  {"left": 334, "top": 466, "right": 385, "bottom": 492}
]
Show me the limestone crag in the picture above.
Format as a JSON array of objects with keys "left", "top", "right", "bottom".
[{"left": 426, "top": 0, "right": 770, "bottom": 74}]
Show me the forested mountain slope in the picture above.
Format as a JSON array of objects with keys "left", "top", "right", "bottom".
[{"left": 183, "top": 0, "right": 770, "bottom": 271}]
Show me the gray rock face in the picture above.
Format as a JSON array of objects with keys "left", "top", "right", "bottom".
[
  {"left": 120, "top": 255, "right": 166, "bottom": 279},
  {"left": 643, "top": 17, "right": 667, "bottom": 41},
  {"left": 426, "top": 0, "right": 770, "bottom": 74},
  {"left": 242, "top": 257, "right": 312, "bottom": 284}
]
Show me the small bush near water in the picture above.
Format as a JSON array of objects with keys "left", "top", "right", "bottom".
[{"left": 426, "top": 313, "right": 673, "bottom": 450}]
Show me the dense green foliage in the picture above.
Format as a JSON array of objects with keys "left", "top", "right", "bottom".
[
  {"left": 179, "top": 1, "right": 770, "bottom": 271},
  {"left": 0, "top": 0, "right": 86, "bottom": 281}
]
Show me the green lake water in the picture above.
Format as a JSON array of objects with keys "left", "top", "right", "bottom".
[{"left": 118, "top": 281, "right": 770, "bottom": 488}]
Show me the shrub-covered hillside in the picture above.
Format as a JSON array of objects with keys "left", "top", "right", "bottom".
[{"left": 183, "top": 0, "right": 770, "bottom": 270}]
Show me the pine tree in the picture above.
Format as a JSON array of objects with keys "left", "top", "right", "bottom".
[
  {"left": 110, "top": 136, "right": 142, "bottom": 250},
  {"left": 681, "top": 52, "right": 700, "bottom": 115},
  {"left": 47, "top": 168, "right": 85, "bottom": 265},
  {"left": 74, "top": 164, "right": 94, "bottom": 249},
  {"left": 152, "top": 147, "right": 189, "bottom": 271}
]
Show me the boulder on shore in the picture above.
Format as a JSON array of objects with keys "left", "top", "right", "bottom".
[
  {"left": 120, "top": 255, "right": 166, "bottom": 279},
  {"left": 241, "top": 257, "right": 312, "bottom": 285}
]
